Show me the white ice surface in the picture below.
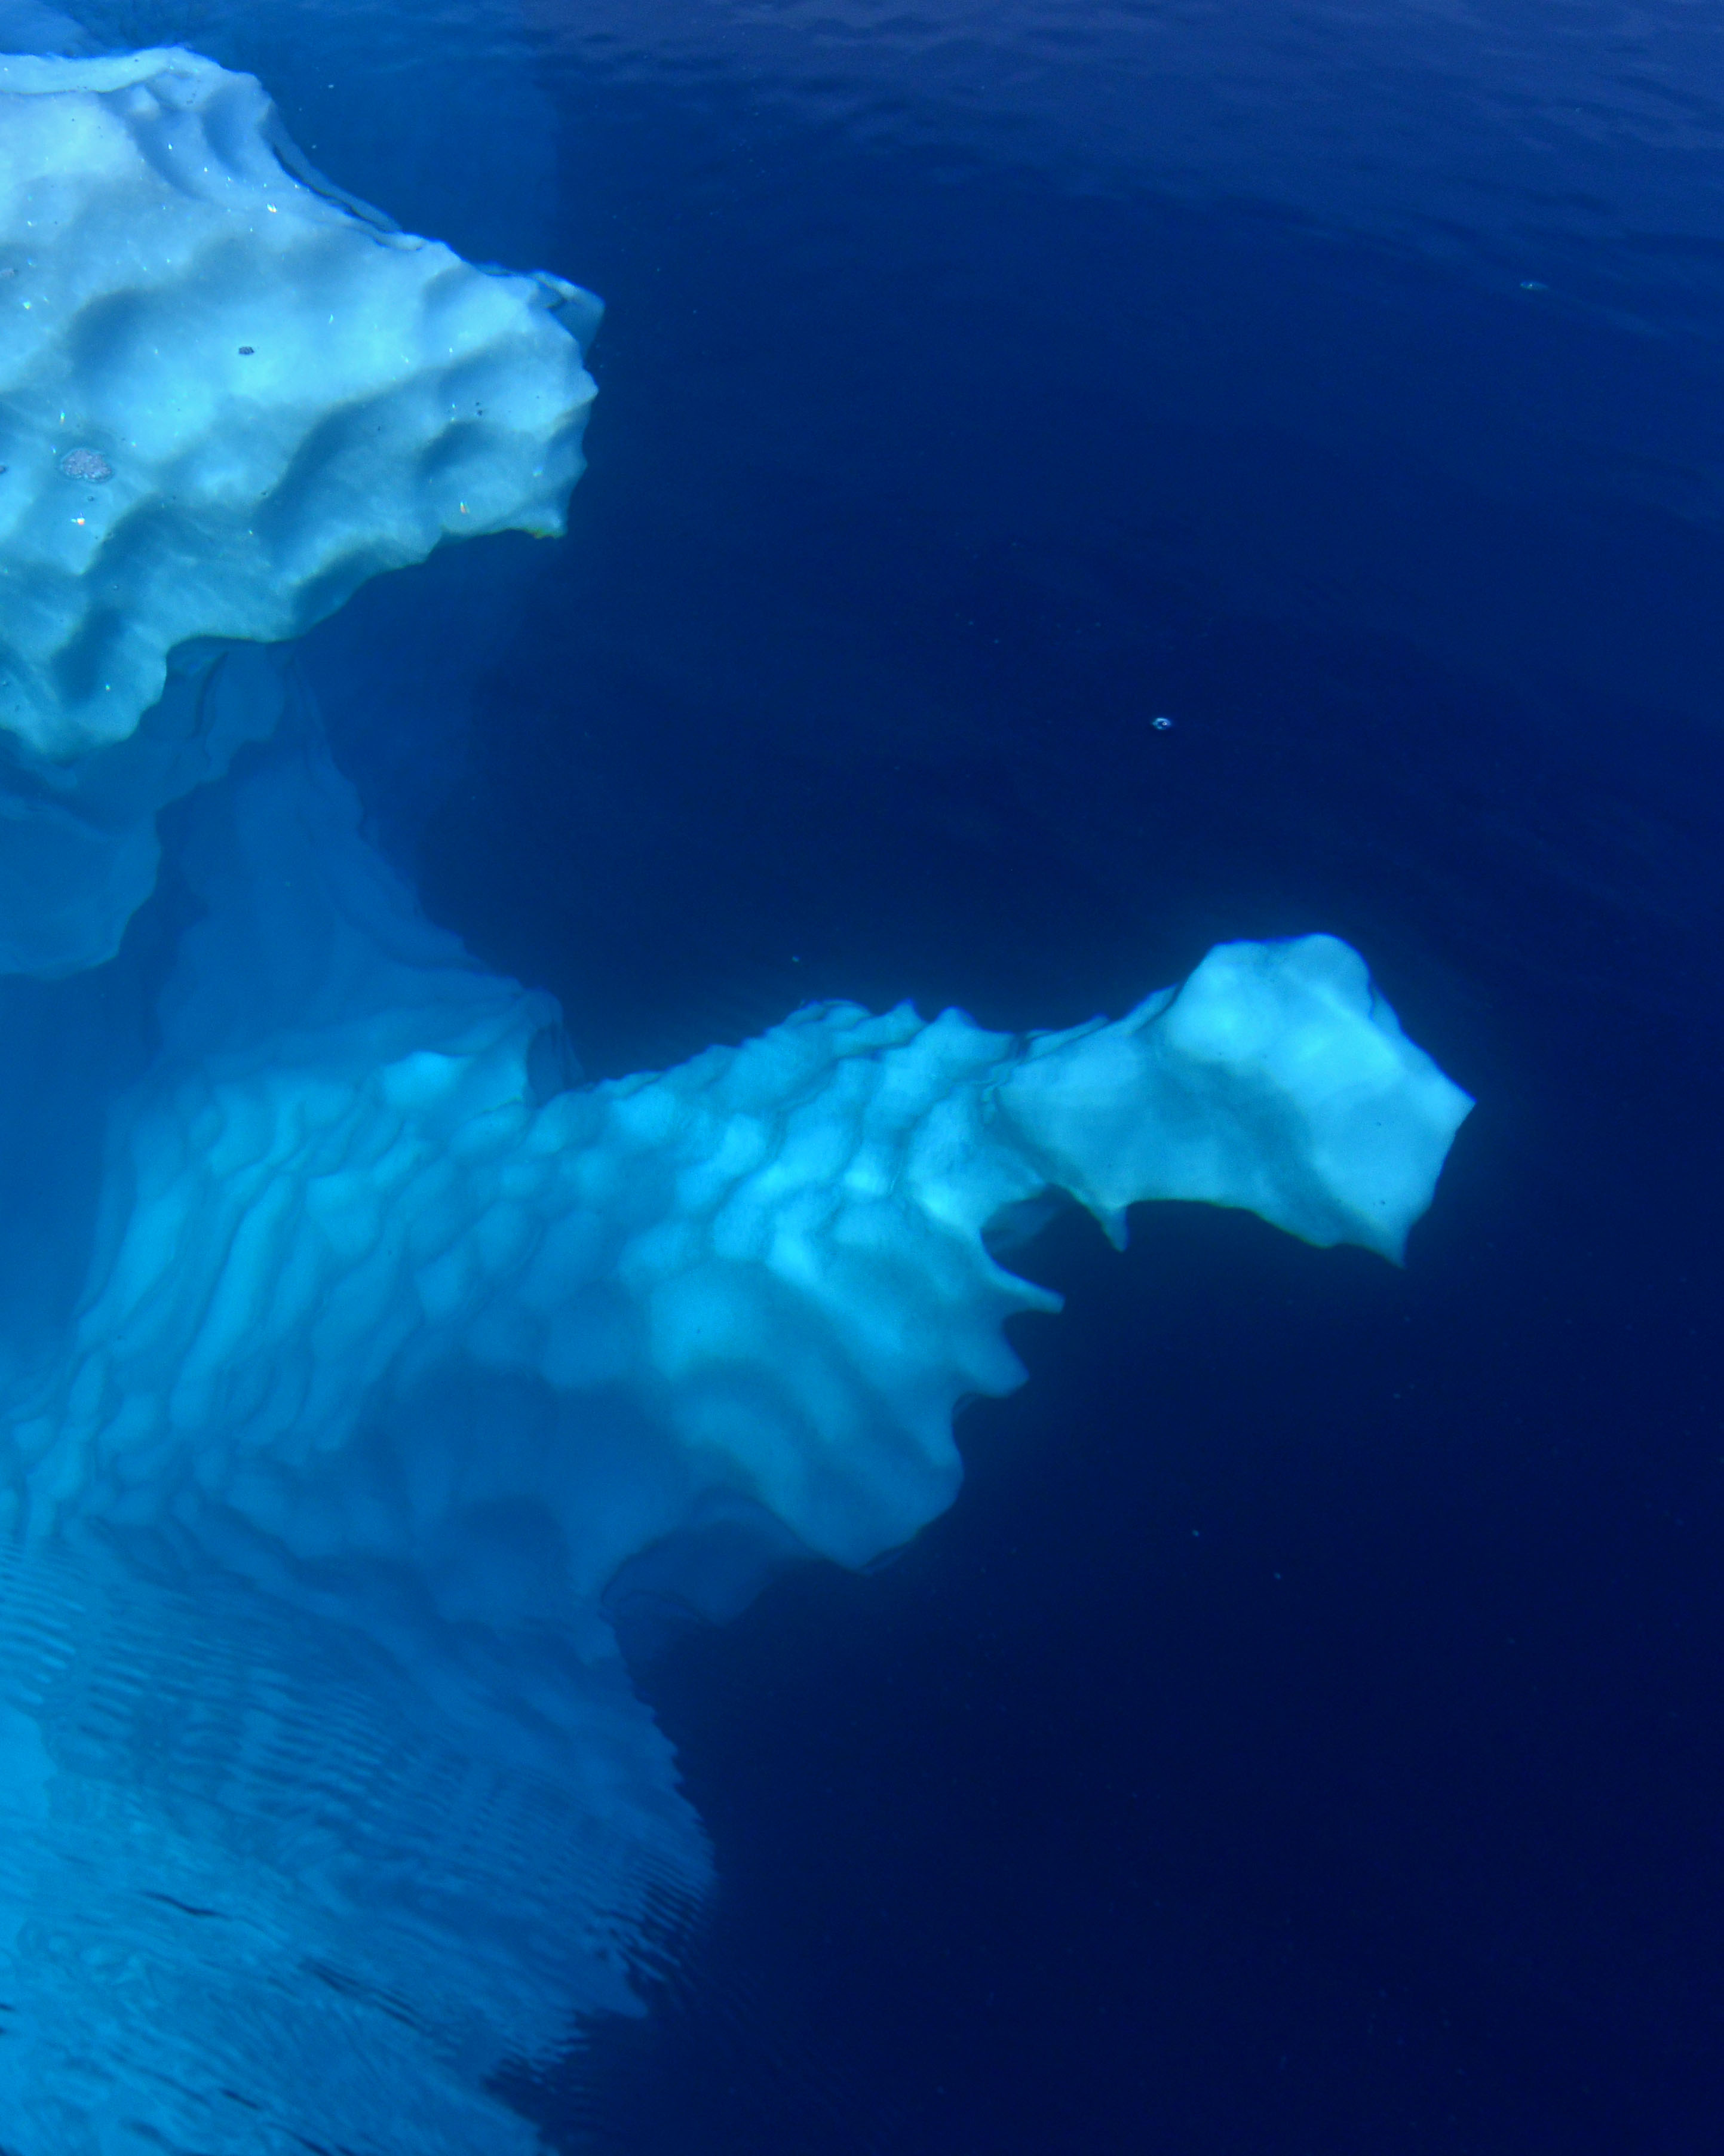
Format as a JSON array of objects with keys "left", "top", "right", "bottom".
[
  {"left": 0, "top": 41, "right": 595, "bottom": 977},
  {"left": 0, "top": 45, "right": 594, "bottom": 763}
]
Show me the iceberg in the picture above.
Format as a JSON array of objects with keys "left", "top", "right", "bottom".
[{"left": 0, "top": 35, "right": 1474, "bottom": 2154}]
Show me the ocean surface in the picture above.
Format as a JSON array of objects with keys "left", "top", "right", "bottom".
[{"left": 52, "top": 1, "right": 1724, "bottom": 2149}]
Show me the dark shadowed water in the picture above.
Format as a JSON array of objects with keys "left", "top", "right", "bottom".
[{"left": 97, "top": 1, "right": 1724, "bottom": 2148}]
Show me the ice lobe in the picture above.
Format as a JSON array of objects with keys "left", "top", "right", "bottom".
[
  {"left": 0, "top": 44, "right": 596, "bottom": 976},
  {"left": 999, "top": 933, "right": 1469, "bottom": 1263}
]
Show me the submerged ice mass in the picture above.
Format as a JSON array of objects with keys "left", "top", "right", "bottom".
[{"left": 0, "top": 36, "right": 1474, "bottom": 2155}]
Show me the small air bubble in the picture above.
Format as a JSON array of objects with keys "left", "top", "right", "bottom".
[{"left": 1151, "top": 714, "right": 1174, "bottom": 730}]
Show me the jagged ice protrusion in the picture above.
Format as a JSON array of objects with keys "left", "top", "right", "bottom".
[{"left": 6, "top": 729, "right": 1473, "bottom": 1587}]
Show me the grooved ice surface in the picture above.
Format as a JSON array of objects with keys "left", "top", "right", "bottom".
[
  {"left": 0, "top": 1542, "right": 708, "bottom": 2156},
  {"left": 0, "top": 45, "right": 595, "bottom": 763}
]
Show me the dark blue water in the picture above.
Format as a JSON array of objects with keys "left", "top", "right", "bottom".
[{"left": 148, "top": 1, "right": 1724, "bottom": 2146}]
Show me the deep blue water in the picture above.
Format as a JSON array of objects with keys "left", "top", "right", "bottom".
[{"left": 111, "top": 1, "right": 1724, "bottom": 2147}]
